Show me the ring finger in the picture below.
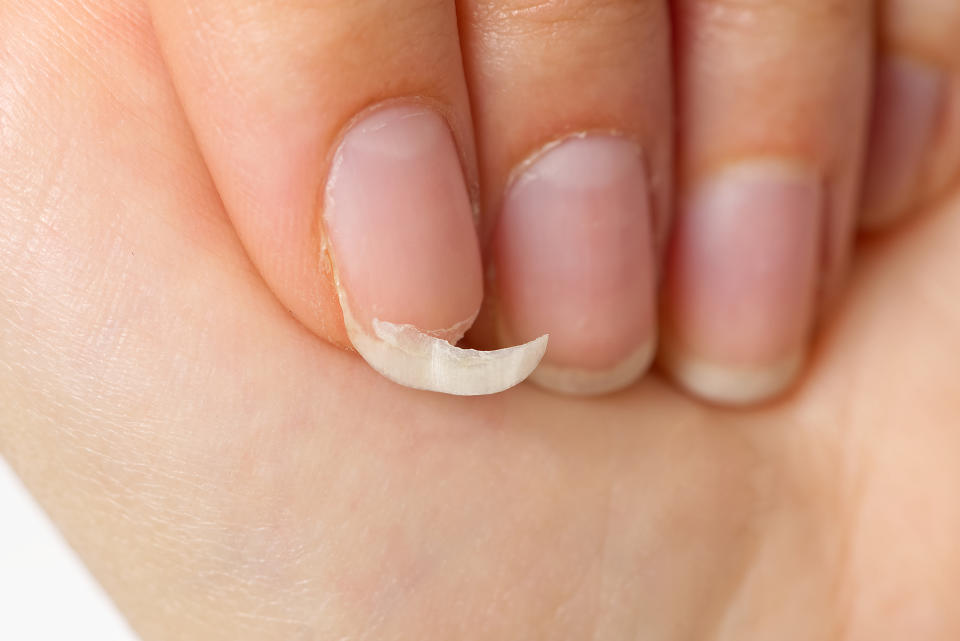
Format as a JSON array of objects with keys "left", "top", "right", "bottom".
[{"left": 662, "top": 0, "right": 874, "bottom": 405}]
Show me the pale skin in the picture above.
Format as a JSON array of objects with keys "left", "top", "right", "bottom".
[{"left": 2, "top": 1, "right": 960, "bottom": 640}]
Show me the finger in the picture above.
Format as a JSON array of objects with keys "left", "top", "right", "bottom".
[
  {"left": 662, "top": 0, "right": 874, "bottom": 405},
  {"left": 460, "top": 0, "right": 673, "bottom": 395},
  {"left": 147, "top": 0, "right": 546, "bottom": 394},
  {"left": 860, "top": 0, "right": 960, "bottom": 230}
]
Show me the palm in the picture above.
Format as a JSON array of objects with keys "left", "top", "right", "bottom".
[{"left": 3, "top": 6, "right": 959, "bottom": 640}]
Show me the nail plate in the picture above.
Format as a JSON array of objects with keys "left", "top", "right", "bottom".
[
  {"left": 919, "top": 76, "right": 960, "bottom": 202},
  {"left": 861, "top": 56, "right": 944, "bottom": 229},
  {"left": 662, "top": 161, "right": 822, "bottom": 405},
  {"left": 494, "top": 135, "right": 656, "bottom": 395}
]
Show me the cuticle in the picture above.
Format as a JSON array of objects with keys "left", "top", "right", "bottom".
[{"left": 504, "top": 129, "right": 643, "bottom": 194}]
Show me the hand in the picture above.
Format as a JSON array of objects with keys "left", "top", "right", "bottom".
[
  {"left": 145, "top": 0, "right": 960, "bottom": 402},
  {"left": 2, "top": 1, "right": 960, "bottom": 640}
]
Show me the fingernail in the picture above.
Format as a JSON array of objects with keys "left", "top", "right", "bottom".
[
  {"left": 861, "top": 56, "right": 945, "bottom": 230},
  {"left": 919, "top": 76, "right": 960, "bottom": 202},
  {"left": 325, "top": 104, "right": 547, "bottom": 395},
  {"left": 494, "top": 135, "right": 656, "bottom": 396},
  {"left": 325, "top": 105, "right": 483, "bottom": 338},
  {"left": 662, "top": 161, "right": 822, "bottom": 405}
]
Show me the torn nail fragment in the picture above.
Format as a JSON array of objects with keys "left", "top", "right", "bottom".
[{"left": 340, "top": 299, "right": 547, "bottom": 396}]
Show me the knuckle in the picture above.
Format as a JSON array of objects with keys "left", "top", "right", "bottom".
[
  {"left": 882, "top": 0, "right": 960, "bottom": 65},
  {"left": 675, "top": 0, "right": 871, "bottom": 56},
  {"left": 469, "top": 0, "right": 662, "bottom": 36},
  {"left": 677, "top": 0, "right": 870, "bottom": 30}
]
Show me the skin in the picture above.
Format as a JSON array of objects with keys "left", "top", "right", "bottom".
[
  {"left": 141, "top": 0, "right": 960, "bottom": 400},
  {"left": 2, "top": 1, "right": 960, "bottom": 639}
]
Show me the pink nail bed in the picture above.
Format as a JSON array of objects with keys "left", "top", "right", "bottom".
[
  {"left": 862, "top": 56, "right": 944, "bottom": 228},
  {"left": 663, "top": 161, "right": 822, "bottom": 404},
  {"left": 324, "top": 105, "right": 483, "bottom": 341},
  {"left": 494, "top": 135, "right": 656, "bottom": 394}
]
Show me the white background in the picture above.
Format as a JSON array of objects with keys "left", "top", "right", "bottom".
[{"left": 0, "top": 458, "right": 139, "bottom": 641}]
